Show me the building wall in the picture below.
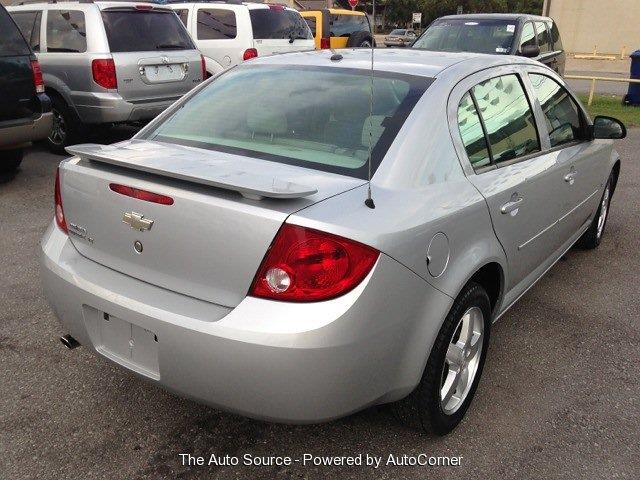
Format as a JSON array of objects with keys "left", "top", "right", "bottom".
[{"left": 545, "top": 0, "right": 640, "bottom": 54}]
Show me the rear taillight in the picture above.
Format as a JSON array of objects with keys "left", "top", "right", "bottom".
[
  {"left": 109, "top": 183, "right": 174, "bottom": 205},
  {"left": 243, "top": 48, "right": 258, "bottom": 61},
  {"left": 249, "top": 224, "right": 379, "bottom": 302},
  {"left": 91, "top": 59, "right": 117, "bottom": 89},
  {"left": 200, "top": 54, "right": 207, "bottom": 80},
  {"left": 31, "top": 60, "right": 44, "bottom": 94},
  {"left": 54, "top": 168, "right": 68, "bottom": 234},
  {"left": 320, "top": 37, "right": 330, "bottom": 49}
]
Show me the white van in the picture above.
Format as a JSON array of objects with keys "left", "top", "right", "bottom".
[{"left": 170, "top": 1, "right": 314, "bottom": 76}]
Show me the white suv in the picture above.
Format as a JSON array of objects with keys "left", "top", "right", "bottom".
[{"left": 170, "top": 1, "right": 314, "bottom": 76}]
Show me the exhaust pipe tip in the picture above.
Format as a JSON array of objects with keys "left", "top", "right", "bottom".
[{"left": 60, "top": 334, "right": 81, "bottom": 350}]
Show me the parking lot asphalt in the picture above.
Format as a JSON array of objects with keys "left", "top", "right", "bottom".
[{"left": 1, "top": 130, "right": 639, "bottom": 480}]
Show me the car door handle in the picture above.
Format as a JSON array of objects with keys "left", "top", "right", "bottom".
[
  {"left": 501, "top": 197, "right": 524, "bottom": 215},
  {"left": 564, "top": 171, "right": 578, "bottom": 184}
]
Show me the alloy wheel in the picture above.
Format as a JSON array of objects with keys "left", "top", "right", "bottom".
[
  {"left": 596, "top": 183, "right": 611, "bottom": 240},
  {"left": 440, "top": 306, "right": 484, "bottom": 415},
  {"left": 49, "top": 108, "right": 66, "bottom": 146}
]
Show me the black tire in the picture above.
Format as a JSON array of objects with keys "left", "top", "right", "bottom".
[
  {"left": 0, "top": 149, "right": 23, "bottom": 174},
  {"left": 392, "top": 282, "right": 491, "bottom": 435},
  {"left": 47, "top": 93, "right": 81, "bottom": 155},
  {"left": 578, "top": 172, "right": 614, "bottom": 249},
  {"left": 347, "top": 31, "right": 374, "bottom": 48}
]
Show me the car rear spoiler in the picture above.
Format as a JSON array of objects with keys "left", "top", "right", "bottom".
[{"left": 66, "top": 142, "right": 318, "bottom": 200}]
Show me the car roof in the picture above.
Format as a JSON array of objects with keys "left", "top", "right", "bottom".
[
  {"left": 249, "top": 48, "right": 541, "bottom": 79},
  {"left": 8, "top": 1, "right": 174, "bottom": 10},
  {"left": 165, "top": 1, "right": 295, "bottom": 10},
  {"left": 436, "top": 13, "right": 553, "bottom": 22}
]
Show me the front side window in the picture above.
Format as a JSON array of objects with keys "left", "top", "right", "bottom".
[
  {"left": 519, "top": 22, "right": 536, "bottom": 51},
  {"left": 250, "top": 8, "right": 311, "bottom": 40},
  {"left": 46, "top": 10, "right": 86, "bottom": 53},
  {"left": 197, "top": 8, "right": 236, "bottom": 40},
  {"left": 472, "top": 74, "right": 540, "bottom": 165},
  {"left": 329, "top": 14, "right": 370, "bottom": 37},
  {"left": 412, "top": 19, "right": 516, "bottom": 54},
  {"left": 145, "top": 66, "right": 429, "bottom": 179},
  {"left": 101, "top": 10, "right": 194, "bottom": 52},
  {"left": 534, "top": 21, "right": 551, "bottom": 53},
  {"left": 11, "top": 10, "right": 41, "bottom": 52},
  {"left": 458, "top": 92, "right": 491, "bottom": 168},
  {"left": 529, "top": 73, "right": 584, "bottom": 147}
]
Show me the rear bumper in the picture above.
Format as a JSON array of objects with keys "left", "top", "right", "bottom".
[
  {"left": 384, "top": 40, "right": 407, "bottom": 47},
  {"left": 40, "top": 223, "right": 453, "bottom": 423},
  {"left": 0, "top": 111, "right": 53, "bottom": 149},
  {"left": 73, "top": 91, "right": 183, "bottom": 124}
]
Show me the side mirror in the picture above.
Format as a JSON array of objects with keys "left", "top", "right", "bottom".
[
  {"left": 519, "top": 45, "right": 540, "bottom": 57},
  {"left": 592, "top": 115, "right": 627, "bottom": 139}
]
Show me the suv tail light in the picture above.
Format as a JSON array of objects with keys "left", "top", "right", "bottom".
[
  {"left": 200, "top": 54, "right": 207, "bottom": 80},
  {"left": 31, "top": 60, "right": 44, "bottom": 93},
  {"left": 320, "top": 37, "right": 330, "bottom": 49},
  {"left": 243, "top": 48, "right": 258, "bottom": 61},
  {"left": 54, "top": 168, "right": 68, "bottom": 234},
  {"left": 91, "top": 59, "right": 117, "bottom": 89},
  {"left": 249, "top": 224, "right": 379, "bottom": 302}
]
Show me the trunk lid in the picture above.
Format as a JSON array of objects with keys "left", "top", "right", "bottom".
[
  {"left": 100, "top": 7, "right": 202, "bottom": 102},
  {"left": 60, "top": 140, "right": 364, "bottom": 307}
]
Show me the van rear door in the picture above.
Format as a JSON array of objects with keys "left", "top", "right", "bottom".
[
  {"left": 249, "top": 6, "right": 314, "bottom": 57},
  {"left": 100, "top": 6, "right": 202, "bottom": 102}
]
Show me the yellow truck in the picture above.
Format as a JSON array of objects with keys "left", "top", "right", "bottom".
[{"left": 300, "top": 9, "right": 374, "bottom": 49}]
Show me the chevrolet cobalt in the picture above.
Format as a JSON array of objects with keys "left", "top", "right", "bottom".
[{"left": 41, "top": 50, "right": 625, "bottom": 434}]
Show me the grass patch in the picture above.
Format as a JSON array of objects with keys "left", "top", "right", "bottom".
[{"left": 577, "top": 94, "right": 640, "bottom": 127}]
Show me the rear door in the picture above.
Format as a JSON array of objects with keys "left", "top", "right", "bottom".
[
  {"left": 0, "top": 6, "right": 39, "bottom": 126},
  {"left": 249, "top": 5, "right": 314, "bottom": 56},
  {"left": 452, "top": 70, "right": 566, "bottom": 291},
  {"left": 100, "top": 6, "right": 202, "bottom": 102},
  {"left": 192, "top": 5, "right": 242, "bottom": 70}
]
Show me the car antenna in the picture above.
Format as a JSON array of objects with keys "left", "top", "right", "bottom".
[{"left": 364, "top": 0, "right": 375, "bottom": 210}]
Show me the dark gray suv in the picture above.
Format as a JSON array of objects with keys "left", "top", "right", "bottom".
[{"left": 412, "top": 14, "right": 565, "bottom": 76}]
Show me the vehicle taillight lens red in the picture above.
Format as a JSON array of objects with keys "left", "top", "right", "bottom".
[
  {"left": 249, "top": 224, "right": 379, "bottom": 302},
  {"left": 91, "top": 59, "right": 117, "bottom": 89},
  {"left": 31, "top": 60, "right": 44, "bottom": 94},
  {"left": 243, "top": 48, "right": 258, "bottom": 61},
  {"left": 268, "top": 4, "right": 284, "bottom": 10},
  {"left": 109, "top": 183, "right": 174, "bottom": 205},
  {"left": 200, "top": 54, "right": 207, "bottom": 80},
  {"left": 320, "top": 37, "right": 330, "bottom": 49},
  {"left": 54, "top": 168, "right": 68, "bottom": 234}
]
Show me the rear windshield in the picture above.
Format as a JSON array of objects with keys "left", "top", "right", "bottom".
[
  {"left": 413, "top": 18, "right": 517, "bottom": 54},
  {"left": 249, "top": 8, "right": 312, "bottom": 40},
  {"left": 146, "top": 66, "right": 430, "bottom": 179},
  {"left": 0, "top": 7, "right": 31, "bottom": 56},
  {"left": 101, "top": 10, "right": 194, "bottom": 52},
  {"left": 329, "top": 13, "right": 370, "bottom": 37}
]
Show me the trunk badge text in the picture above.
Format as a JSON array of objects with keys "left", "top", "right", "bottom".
[{"left": 122, "top": 212, "right": 154, "bottom": 232}]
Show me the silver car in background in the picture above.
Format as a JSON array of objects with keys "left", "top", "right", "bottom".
[
  {"left": 41, "top": 50, "right": 625, "bottom": 435},
  {"left": 8, "top": 1, "right": 204, "bottom": 153},
  {"left": 383, "top": 28, "right": 416, "bottom": 47}
]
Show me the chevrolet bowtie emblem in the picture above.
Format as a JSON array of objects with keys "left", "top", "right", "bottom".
[{"left": 122, "top": 212, "right": 154, "bottom": 232}]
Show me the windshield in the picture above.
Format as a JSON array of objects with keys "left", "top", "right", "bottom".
[
  {"left": 101, "top": 10, "right": 194, "bottom": 52},
  {"left": 249, "top": 8, "right": 312, "bottom": 40},
  {"left": 145, "top": 66, "right": 430, "bottom": 179},
  {"left": 390, "top": 29, "right": 406, "bottom": 35},
  {"left": 413, "top": 19, "right": 517, "bottom": 54}
]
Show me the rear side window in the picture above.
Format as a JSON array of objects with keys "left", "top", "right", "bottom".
[
  {"left": 457, "top": 92, "right": 491, "bottom": 168},
  {"left": 249, "top": 8, "right": 311, "bottom": 40},
  {"left": 101, "top": 10, "right": 194, "bottom": 52},
  {"left": 11, "top": 10, "right": 41, "bottom": 52},
  {"left": 329, "top": 13, "right": 370, "bottom": 37},
  {"left": 548, "top": 21, "right": 562, "bottom": 51},
  {"left": 46, "top": 10, "right": 86, "bottom": 53},
  {"left": 197, "top": 8, "right": 237, "bottom": 40},
  {"left": 472, "top": 74, "right": 540, "bottom": 165},
  {"left": 519, "top": 22, "right": 536, "bottom": 51},
  {"left": 303, "top": 16, "right": 316, "bottom": 36},
  {"left": 529, "top": 74, "right": 584, "bottom": 147},
  {"left": 0, "top": 7, "right": 32, "bottom": 56},
  {"left": 534, "top": 21, "right": 551, "bottom": 53}
]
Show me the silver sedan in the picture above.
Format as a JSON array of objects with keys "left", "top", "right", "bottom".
[{"left": 40, "top": 49, "right": 625, "bottom": 435}]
